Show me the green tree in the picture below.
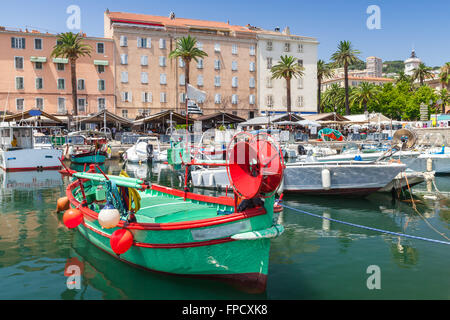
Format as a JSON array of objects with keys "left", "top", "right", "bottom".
[
  {"left": 439, "top": 62, "right": 450, "bottom": 89},
  {"left": 51, "top": 32, "right": 92, "bottom": 117},
  {"left": 331, "top": 41, "right": 360, "bottom": 115},
  {"left": 437, "top": 88, "right": 449, "bottom": 114},
  {"left": 271, "top": 55, "right": 305, "bottom": 120},
  {"left": 350, "top": 82, "right": 380, "bottom": 113},
  {"left": 395, "top": 71, "right": 412, "bottom": 85},
  {"left": 169, "top": 35, "right": 208, "bottom": 114},
  {"left": 317, "top": 60, "right": 334, "bottom": 113},
  {"left": 412, "top": 63, "right": 433, "bottom": 86}
]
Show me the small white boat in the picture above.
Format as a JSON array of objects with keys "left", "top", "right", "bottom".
[
  {"left": 378, "top": 169, "right": 434, "bottom": 192},
  {"left": 0, "top": 123, "right": 62, "bottom": 172},
  {"left": 123, "top": 136, "right": 166, "bottom": 163}
]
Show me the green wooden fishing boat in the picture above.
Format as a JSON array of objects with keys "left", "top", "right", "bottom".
[{"left": 59, "top": 133, "right": 285, "bottom": 292}]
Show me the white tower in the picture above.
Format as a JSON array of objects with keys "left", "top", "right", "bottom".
[{"left": 404, "top": 49, "right": 421, "bottom": 76}]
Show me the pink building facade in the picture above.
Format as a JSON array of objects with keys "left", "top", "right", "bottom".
[{"left": 0, "top": 28, "right": 115, "bottom": 116}]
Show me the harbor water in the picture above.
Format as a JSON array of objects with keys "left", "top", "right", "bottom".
[{"left": 0, "top": 160, "right": 449, "bottom": 299}]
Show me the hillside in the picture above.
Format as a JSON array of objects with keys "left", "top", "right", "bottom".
[{"left": 382, "top": 60, "right": 404, "bottom": 74}]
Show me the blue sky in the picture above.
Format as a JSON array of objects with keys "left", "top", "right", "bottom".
[{"left": 1, "top": 0, "right": 448, "bottom": 66}]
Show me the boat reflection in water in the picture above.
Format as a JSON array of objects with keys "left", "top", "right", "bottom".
[{"left": 0, "top": 169, "right": 62, "bottom": 191}]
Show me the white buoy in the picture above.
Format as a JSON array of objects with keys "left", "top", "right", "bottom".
[
  {"left": 208, "top": 173, "right": 215, "bottom": 187},
  {"left": 196, "top": 173, "right": 203, "bottom": 186},
  {"left": 321, "top": 168, "right": 331, "bottom": 190},
  {"left": 98, "top": 203, "right": 121, "bottom": 229},
  {"left": 427, "top": 158, "right": 433, "bottom": 172}
]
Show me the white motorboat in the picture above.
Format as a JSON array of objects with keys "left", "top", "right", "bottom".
[
  {"left": 408, "top": 147, "right": 450, "bottom": 174},
  {"left": 0, "top": 123, "right": 62, "bottom": 171},
  {"left": 123, "top": 136, "right": 166, "bottom": 163}
]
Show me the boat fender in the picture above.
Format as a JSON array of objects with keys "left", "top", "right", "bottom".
[
  {"left": 98, "top": 202, "right": 121, "bottom": 229},
  {"left": 427, "top": 158, "right": 433, "bottom": 172},
  {"left": 321, "top": 169, "right": 331, "bottom": 190},
  {"left": 63, "top": 208, "right": 83, "bottom": 229},
  {"left": 196, "top": 173, "right": 203, "bottom": 186},
  {"left": 110, "top": 229, "right": 133, "bottom": 255},
  {"left": 208, "top": 173, "right": 215, "bottom": 187},
  {"left": 56, "top": 196, "right": 70, "bottom": 212},
  {"left": 354, "top": 155, "right": 362, "bottom": 161}
]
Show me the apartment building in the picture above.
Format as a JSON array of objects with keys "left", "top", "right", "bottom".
[
  {"left": 255, "top": 26, "right": 318, "bottom": 115},
  {"left": 0, "top": 27, "right": 115, "bottom": 116},
  {"left": 104, "top": 10, "right": 258, "bottom": 119}
]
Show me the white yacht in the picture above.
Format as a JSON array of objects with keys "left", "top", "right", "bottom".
[
  {"left": 123, "top": 136, "right": 167, "bottom": 163},
  {"left": 0, "top": 123, "right": 62, "bottom": 172}
]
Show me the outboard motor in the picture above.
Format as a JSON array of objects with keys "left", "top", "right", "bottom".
[
  {"left": 297, "top": 144, "right": 306, "bottom": 155},
  {"left": 146, "top": 143, "right": 154, "bottom": 161}
]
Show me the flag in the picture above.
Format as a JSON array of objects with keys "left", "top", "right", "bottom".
[{"left": 186, "top": 84, "right": 206, "bottom": 103}]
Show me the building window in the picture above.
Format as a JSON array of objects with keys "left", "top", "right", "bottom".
[
  {"left": 16, "top": 98, "right": 24, "bottom": 111},
  {"left": 197, "top": 75, "right": 204, "bottom": 87},
  {"left": 137, "top": 37, "right": 147, "bottom": 48},
  {"left": 197, "top": 59, "right": 203, "bottom": 69},
  {"left": 232, "top": 94, "right": 238, "bottom": 105},
  {"left": 77, "top": 79, "right": 85, "bottom": 90},
  {"left": 232, "top": 44, "right": 238, "bottom": 55},
  {"left": 122, "top": 92, "right": 132, "bottom": 102},
  {"left": 120, "top": 54, "right": 128, "bottom": 65},
  {"left": 98, "top": 79, "right": 105, "bottom": 91},
  {"left": 266, "top": 77, "right": 273, "bottom": 88},
  {"left": 141, "top": 55, "right": 148, "bottom": 66},
  {"left": 97, "top": 43, "right": 104, "bottom": 54},
  {"left": 36, "top": 77, "right": 43, "bottom": 90},
  {"left": 97, "top": 65, "right": 105, "bottom": 73},
  {"left": 297, "top": 59, "right": 303, "bottom": 66},
  {"left": 35, "top": 62, "right": 43, "bottom": 70},
  {"left": 232, "top": 76, "right": 238, "bottom": 88},
  {"left": 98, "top": 98, "right": 106, "bottom": 111},
  {"left": 159, "top": 56, "right": 166, "bottom": 67},
  {"left": 249, "top": 94, "right": 255, "bottom": 105},
  {"left": 179, "top": 74, "right": 185, "bottom": 86},
  {"left": 77, "top": 98, "right": 86, "bottom": 113},
  {"left": 120, "top": 35, "right": 128, "bottom": 47},
  {"left": 142, "top": 92, "right": 152, "bottom": 103},
  {"left": 159, "top": 38, "right": 166, "bottom": 49},
  {"left": 14, "top": 56, "right": 24, "bottom": 69},
  {"left": 284, "top": 43, "right": 290, "bottom": 52},
  {"left": 232, "top": 61, "right": 238, "bottom": 71},
  {"left": 249, "top": 62, "right": 255, "bottom": 72},
  {"left": 11, "top": 37, "right": 25, "bottom": 49},
  {"left": 160, "top": 92, "right": 167, "bottom": 103},
  {"left": 121, "top": 71, "right": 128, "bottom": 83},
  {"left": 214, "top": 43, "right": 220, "bottom": 52},
  {"left": 56, "top": 63, "right": 65, "bottom": 71},
  {"left": 214, "top": 76, "right": 221, "bottom": 87},
  {"left": 249, "top": 45, "right": 256, "bottom": 56},
  {"left": 266, "top": 41, "right": 273, "bottom": 51},
  {"left": 141, "top": 72, "right": 148, "bottom": 84},
  {"left": 57, "top": 97, "right": 66, "bottom": 113},
  {"left": 214, "top": 94, "right": 221, "bottom": 104},
  {"left": 249, "top": 77, "right": 255, "bottom": 88},
  {"left": 267, "top": 57, "right": 272, "bottom": 69},
  {"left": 197, "top": 42, "right": 203, "bottom": 50},
  {"left": 266, "top": 95, "right": 273, "bottom": 107},
  {"left": 179, "top": 58, "right": 185, "bottom": 68},
  {"left": 160, "top": 73, "right": 167, "bottom": 85},
  {"left": 298, "top": 77, "right": 303, "bottom": 89},
  {"left": 122, "top": 110, "right": 128, "bottom": 118},
  {"left": 180, "top": 93, "right": 186, "bottom": 103},
  {"left": 16, "top": 77, "right": 24, "bottom": 90},
  {"left": 34, "top": 38, "right": 42, "bottom": 50},
  {"left": 214, "top": 60, "right": 221, "bottom": 70},
  {"left": 57, "top": 78, "right": 65, "bottom": 90},
  {"left": 36, "top": 98, "right": 44, "bottom": 110},
  {"left": 297, "top": 96, "right": 304, "bottom": 108},
  {"left": 297, "top": 44, "right": 303, "bottom": 53}
]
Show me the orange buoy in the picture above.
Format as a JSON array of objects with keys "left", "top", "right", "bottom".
[
  {"left": 63, "top": 208, "right": 83, "bottom": 229},
  {"left": 110, "top": 229, "right": 134, "bottom": 255},
  {"left": 57, "top": 196, "right": 70, "bottom": 212}
]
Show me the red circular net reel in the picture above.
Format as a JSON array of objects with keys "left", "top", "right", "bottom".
[{"left": 226, "top": 132, "right": 284, "bottom": 199}]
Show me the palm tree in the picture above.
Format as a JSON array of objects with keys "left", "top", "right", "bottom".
[
  {"left": 270, "top": 55, "right": 304, "bottom": 121},
  {"left": 322, "top": 83, "right": 345, "bottom": 114},
  {"left": 439, "top": 62, "right": 450, "bottom": 89},
  {"left": 331, "top": 41, "right": 360, "bottom": 115},
  {"left": 317, "top": 60, "right": 334, "bottom": 114},
  {"left": 437, "top": 88, "right": 449, "bottom": 114},
  {"left": 350, "top": 82, "right": 380, "bottom": 113},
  {"left": 51, "top": 32, "right": 92, "bottom": 117},
  {"left": 395, "top": 71, "right": 412, "bottom": 84},
  {"left": 412, "top": 63, "right": 433, "bottom": 86},
  {"left": 169, "top": 35, "right": 208, "bottom": 116}
]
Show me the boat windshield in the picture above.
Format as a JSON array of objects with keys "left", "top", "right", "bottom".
[
  {"left": 34, "top": 135, "right": 52, "bottom": 145},
  {"left": 67, "top": 136, "right": 85, "bottom": 145}
]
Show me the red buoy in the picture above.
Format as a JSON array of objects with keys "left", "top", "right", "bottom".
[
  {"left": 110, "top": 229, "right": 133, "bottom": 255},
  {"left": 63, "top": 208, "right": 83, "bottom": 229}
]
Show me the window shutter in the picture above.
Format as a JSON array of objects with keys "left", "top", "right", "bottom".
[
  {"left": 137, "top": 37, "right": 141, "bottom": 48},
  {"left": 146, "top": 38, "right": 152, "bottom": 48},
  {"left": 129, "top": 92, "right": 132, "bottom": 102}
]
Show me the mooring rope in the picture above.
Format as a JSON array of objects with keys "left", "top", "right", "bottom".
[{"left": 279, "top": 203, "right": 450, "bottom": 245}]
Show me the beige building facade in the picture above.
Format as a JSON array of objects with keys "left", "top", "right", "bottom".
[{"left": 104, "top": 11, "right": 259, "bottom": 120}]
